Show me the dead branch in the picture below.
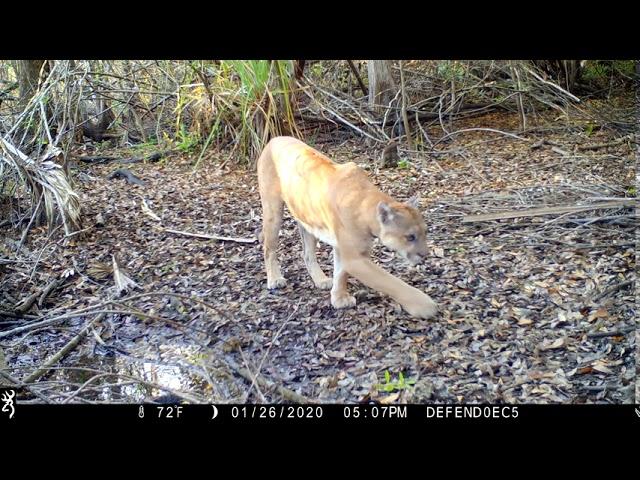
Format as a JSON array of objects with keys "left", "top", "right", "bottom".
[
  {"left": 78, "top": 152, "right": 163, "bottom": 164},
  {"left": 523, "top": 66, "right": 582, "bottom": 103},
  {"left": 13, "top": 290, "right": 42, "bottom": 315},
  {"left": 140, "top": 197, "right": 161, "bottom": 221},
  {"left": 162, "top": 228, "right": 257, "bottom": 244},
  {"left": 434, "top": 127, "right": 529, "bottom": 146},
  {"left": 586, "top": 326, "right": 635, "bottom": 338},
  {"left": 529, "top": 138, "right": 572, "bottom": 156},
  {"left": 462, "top": 201, "right": 636, "bottom": 223},
  {"left": 346, "top": 60, "right": 368, "bottom": 95},
  {"left": 578, "top": 134, "right": 635, "bottom": 151},
  {"left": 22, "top": 312, "right": 106, "bottom": 384},
  {"left": 223, "top": 356, "right": 311, "bottom": 404},
  {"left": 593, "top": 280, "right": 634, "bottom": 302},
  {"left": 13, "top": 274, "right": 71, "bottom": 314},
  {"left": 38, "top": 275, "right": 71, "bottom": 308},
  {"left": 0, "top": 369, "right": 54, "bottom": 402}
]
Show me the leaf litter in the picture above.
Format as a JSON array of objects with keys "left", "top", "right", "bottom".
[{"left": 0, "top": 109, "right": 636, "bottom": 404}]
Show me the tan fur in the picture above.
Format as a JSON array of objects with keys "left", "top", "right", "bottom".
[{"left": 257, "top": 136, "right": 438, "bottom": 319}]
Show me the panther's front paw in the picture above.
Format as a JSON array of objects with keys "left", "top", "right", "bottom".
[
  {"left": 314, "top": 277, "right": 333, "bottom": 290},
  {"left": 267, "top": 276, "right": 287, "bottom": 289},
  {"left": 403, "top": 295, "right": 438, "bottom": 319},
  {"left": 331, "top": 293, "right": 357, "bottom": 309}
]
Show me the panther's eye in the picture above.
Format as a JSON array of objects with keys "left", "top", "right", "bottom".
[{"left": 406, "top": 234, "right": 417, "bottom": 242}]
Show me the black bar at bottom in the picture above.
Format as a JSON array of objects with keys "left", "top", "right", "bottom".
[{"left": 1, "top": 404, "right": 638, "bottom": 426}]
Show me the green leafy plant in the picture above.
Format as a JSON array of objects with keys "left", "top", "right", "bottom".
[
  {"left": 436, "top": 60, "right": 465, "bottom": 81},
  {"left": 584, "top": 123, "right": 595, "bottom": 137},
  {"left": 376, "top": 370, "right": 416, "bottom": 393},
  {"left": 176, "top": 124, "right": 198, "bottom": 152},
  {"left": 397, "top": 158, "right": 410, "bottom": 169},
  {"left": 582, "top": 61, "right": 610, "bottom": 81},
  {"left": 611, "top": 60, "right": 635, "bottom": 76}
]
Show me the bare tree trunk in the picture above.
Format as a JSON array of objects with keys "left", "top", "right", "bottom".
[
  {"left": 533, "top": 60, "right": 582, "bottom": 92},
  {"left": 398, "top": 60, "right": 412, "bottom": 148},
  {"left": 294, "top": 60, "right": 306, "bottom": 80},
  {"left": 367, "top": 60, "right": 396, "bottom": 115},
  {"left": 511, "top": 62, "right": 527, "bottom": 132},
  {"left": 563, "top": 60, "right": 580, "bottom": 92},
  {"left": 14, "top": 60, "right": 48, "bottom": 108},
  {"left": 347, "top": 60, "right": 368, "bottom": 96}
]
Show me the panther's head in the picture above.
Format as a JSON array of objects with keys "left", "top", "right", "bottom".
[{"left": 376, "top": 197, "right": 428, "bottom": 266}]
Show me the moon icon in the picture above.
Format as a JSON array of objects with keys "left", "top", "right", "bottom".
[{"left": 211, "top": 405, "right": 219, "bottom": 419}]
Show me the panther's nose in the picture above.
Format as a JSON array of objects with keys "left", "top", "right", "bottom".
[{"left": 410, "top": 253, "right": 424, "bottom": 265}]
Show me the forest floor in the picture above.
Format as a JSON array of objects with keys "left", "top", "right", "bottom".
[{"left": 1, "top": 105, "right": 637, "bottom": 404}]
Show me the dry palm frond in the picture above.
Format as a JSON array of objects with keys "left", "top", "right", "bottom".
[
  {"left": 0, "top": 138, "right": 81, "bottom": 234},
  {"left": 86, "top": 261, "right": 113, "bottom": 281},
  {"left": 111, "top": 255, "right": 140, "bottom": 296},
  {"left": 1, "top": 60, "right": 82, "bottom": 235}
]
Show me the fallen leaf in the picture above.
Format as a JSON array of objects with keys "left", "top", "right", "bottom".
[
  {"left": 379, "top": 392, "right": 400, "bottom": 404},
  {"left": 591, "top": 361, "right": 614, "bottom": 374},
  {"left": 577, "top": 366, "right": 594, "bottom": 375},
  {"left": 588, "top": 308, "right": 609, "bottom": 322},
  {"left": 540, "top": 338, "right": 565, "bottom": 351},
  {"left": 325, "top": 350, "right": 346, "bottom": 359}
]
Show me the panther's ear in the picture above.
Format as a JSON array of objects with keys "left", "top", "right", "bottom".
[
  {"left": 407, "top": 195, "right": 420, "bottom": 209},
  {"left": 377, "top": 201, "right": 395, "bottom": 225}
]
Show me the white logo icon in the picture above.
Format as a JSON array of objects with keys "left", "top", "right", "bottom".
[{"left": 1, "top": 390, "right": 15, "bottom": 420}]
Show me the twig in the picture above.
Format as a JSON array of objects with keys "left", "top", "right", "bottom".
[
  {"left": 0, "top": 310, "right": 40, "bottom": 319},
  {"left": 242, "top": 305, "right": 299, "bottom": 403},
  {"left": 38, "top": 275, "right": 71, "bottom": 308},
  {"left": 140, "top": 197, "right": 161, "bottom": 221},
  {"left": 0, "top": 370, "right": 54, "bottom": 402},
  {"left": 22, "top": 312, "right": 106, "bottom": 384},
  {"left": 13, "top": 290, "right": 42, "bottom": 315},
  {"left": 593, "top": 280, "right": 634, "bottom": 302},
  {"left": 162, "top": 228, "right": 256, "bottom": 244},
  {"left": 524, "top": 66, "right": 582, "bottom": 103},
  {"left": 238, "top": 347, "right": 267, "bottom": 403},
  {"left": 16, "top": 193, "right": 43, "bottom": 253},
  {"left": 462, "top": 201, "right": 635, "bottom": 223},
  {"left": 0, "top": 301, "right": 112, "bottom": 339},
  {"left": 586, "top": 326, "right": 635, "bottom": 338},
  {"left": 434, "top": 127, "right": 529, "bottom": 146},
  {"left": 346, "top": 60, "right": 368, "bottom": 95},
  {"left": 224, "top": 356, "right": 311, "bottom": 404},
  {"left": 578, "top": 134, "right": 635, "bottom": 151}
]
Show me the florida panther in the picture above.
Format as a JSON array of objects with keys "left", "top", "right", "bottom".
[{"left": 257, "top": 136, "right": 438, "bottom": 319}]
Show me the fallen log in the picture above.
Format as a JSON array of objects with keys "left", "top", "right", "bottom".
[{"left": 78, "top": 152, "right": 163, "bottom": 164}]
